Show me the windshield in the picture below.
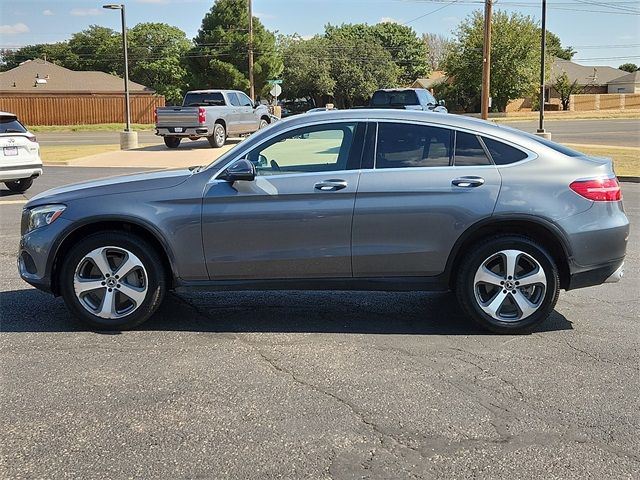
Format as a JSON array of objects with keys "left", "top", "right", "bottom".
[
  {"left": 0, "top": 116, "right": 27, "bottom": 134},
  {"left": 371, "top": 90, "right": 419, "bottom": 106},
  {"left": 183, "top": 92, "right": 225, "bottom": 107}
]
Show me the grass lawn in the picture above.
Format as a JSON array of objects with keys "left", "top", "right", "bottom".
[
  {"left": 31, "top": 123, "right": 155, "bottom": 133},
  {"left": 40, "top": 144, "right": 123, "bottom": 163},
  {"left": 567, "top": 144, "right": 640, "bottom": 177}
]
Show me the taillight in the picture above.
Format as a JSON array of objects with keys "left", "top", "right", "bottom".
[
  {"left": 27, "top": 135, "right": 37, "bottom": 143},
  {"left": 198, "top": 107, "right": 206, "bottom": 124},
  {"left": 570, "top": 177, "right": 621, "bottom": 201}
]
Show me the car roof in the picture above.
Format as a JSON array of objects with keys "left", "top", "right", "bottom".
[
  {"left": 0, "top": 111, "right": 18, "bottom": 117},
  {"left": 186, "top": 90, "right": 240, "bottom": 94}
]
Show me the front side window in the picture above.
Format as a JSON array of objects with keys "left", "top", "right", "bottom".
[
  {"left": 227, "top": 93, "right": 240, "bottom": 107},
  {"left": 247, "top": 123, "right": 357, "bottom": 176},
  {"left": 376, "top": 122, "right": 451, "bottom": 169},
  {"left": 417, "top": 89, "right": 437, "bottom": 106},
  {"left": 454, "top": 131, "right": 491, "bottom": 166},
  {"left": 237, "top": 92, "right": 254, "bottom": 107}
]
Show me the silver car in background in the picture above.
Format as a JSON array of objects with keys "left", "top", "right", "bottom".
[{"left": 18, "top": 110, "right": 628, "bottom": 333}]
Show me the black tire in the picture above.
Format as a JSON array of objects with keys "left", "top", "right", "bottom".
[
  {"left": 59, "top": 231, "right": 166, "bottom": 331},
  {"left": 455, "top": 235, "right": 560, "bottom": 334},
  {"left": 259, "top": 117, "right": 270, "bottom": 129},
  {"left": 163, "top": 136, "right": 181, "bottom": 149},
  {"left": 208, "top": 122, "right": 226, "bottom": 148},
  {"left": 5, "top": 178, "right": 34, "bottom": 192}
]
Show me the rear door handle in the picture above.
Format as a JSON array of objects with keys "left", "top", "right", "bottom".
[
  {"left": 452, "top": 176, "right": 485, "bottom": 188},
  {"left": 314, "top": 179, "right": 348, "bottom": 191}
]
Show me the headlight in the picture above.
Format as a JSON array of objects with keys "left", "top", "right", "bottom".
[{"left": 26, "top": 205, "right": 66, "bottom": 233}]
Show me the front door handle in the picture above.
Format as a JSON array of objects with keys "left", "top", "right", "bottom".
[
  {"left": 314, "top": 179, "right": 348, "bottom": 191},
  {"left": 452, "top": 176, "right": 485, "bottom": 188}
]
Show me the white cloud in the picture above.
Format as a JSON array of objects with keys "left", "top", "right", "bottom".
[
  {"left": 0, "top": 22, "right": 30, "bottom": 34},
  {"left": 70, "top": 8, "right": 103, "bottom": 16},
  {"left": 42, "top": 9, "right": 54, "bottom": 16},
  {"left": 379, "top": 17, "right": 399, "bottom": 24}
]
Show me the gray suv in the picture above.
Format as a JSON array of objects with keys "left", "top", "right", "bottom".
[{"left": 18, "top": 110, "right": 628, "bottom": 333}]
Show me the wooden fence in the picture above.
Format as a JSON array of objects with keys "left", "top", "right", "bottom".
[
  {"left": 0, "top": 93, "right": 165, "bottom": 125},
  {"left": 569, "top": 93, "right": 640, "bottom": 112}
]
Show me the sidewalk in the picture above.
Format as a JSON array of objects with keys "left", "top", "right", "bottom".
[{"left": 45, "top": 141, "right": 239, "bottom": 169}]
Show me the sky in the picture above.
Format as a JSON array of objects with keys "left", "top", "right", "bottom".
[{"left": 0, "top": 0, "right": 639, "bottom": 68}]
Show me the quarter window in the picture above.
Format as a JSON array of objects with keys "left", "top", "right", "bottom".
[
  {"left": 376, "top": 122, "right": 451, "bottom": 169},
  {"left": 454, "top": 131, "right": 491, "bottom": 166},
  {"left": 482, "top": 137, "right": 529, "bottom": 165},
  {"left": 247, "top": 123, "right": 357, "bottom": 176}
]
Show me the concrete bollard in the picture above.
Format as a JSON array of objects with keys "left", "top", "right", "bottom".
[
  {"left": 535, "top": 131, "right": 552, "bottom": 140},
  {"left": 119, "top": 131, "right": 139, "bottom": 150}
]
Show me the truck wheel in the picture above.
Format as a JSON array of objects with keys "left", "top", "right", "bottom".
[
  {"left": 208, "top": 123, "right": 226, "bottom": 148},
  {"left": 163, "top": 136, "right": 181, "bottom": 149},
  {"left": 5, "top": 178, "right": 34, "bottom": 192}
]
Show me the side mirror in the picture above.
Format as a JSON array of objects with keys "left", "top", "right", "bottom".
[
  {"left": 438, "top": 99, "right": 446, "bottom": 106},
  {"left": 223, "top": 158, "right": 256, "bottom": 182}
]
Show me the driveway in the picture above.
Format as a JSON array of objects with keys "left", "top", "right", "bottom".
[{"left": 1, "top": 167, "right": 638, "bottom": 479}]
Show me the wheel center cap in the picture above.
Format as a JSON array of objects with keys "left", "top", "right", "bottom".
[
  {"left": 505, "top": 280, "right": 515, "bottom": 289},
  {"left": 106, "top": 278, "right": 117, "bottom": 288}
]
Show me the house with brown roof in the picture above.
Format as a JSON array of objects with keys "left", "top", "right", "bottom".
[
  {"left": 607, "top": 70, "right": 640, "bottom": 94},
  {"left": 0, "top": 59, "right": 164, "bottom": 125}
]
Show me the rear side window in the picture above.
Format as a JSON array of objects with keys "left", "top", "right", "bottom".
[
  {"left": 454, "top": 132, "right": 491, "bottom": 166},
  {"left": 0, "top": 117, "right": 27, "bottom": 134},
  {"left": 482, "top": 137, "right": 528, "bottom": 165},
  {"left": 376, "top": 122, "right": 451, "bottom": 168}
]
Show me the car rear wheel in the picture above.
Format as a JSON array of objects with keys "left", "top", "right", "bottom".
[
  {"left": 163, "top": 136, "right": 181, "bottom": 149},
  {"left": 455, "top": 235, "right": 559, "bottom": 334},
  {"left": 60, "top": 232, "right": 166, "bottom": 330},
  {"left": 208, "top": 123, "right": 226, "bottom": 148},
  {"left": 5, "top": 178, "right": 34, "bottom": 192}
]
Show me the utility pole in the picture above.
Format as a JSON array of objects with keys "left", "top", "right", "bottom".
[
  {"left": 480, "top": 0, "right": 492, "bottom": 120},
  {"left": 248, "top": 0, "right": 255, "bottom": 101},
  {"left": 537, "top": 0, "right": 550, "bottom": 137}
]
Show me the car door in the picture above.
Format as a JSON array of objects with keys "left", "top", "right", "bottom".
[
  {"left": 201, "top": 121, "right": 366, "bottom": 280},
  {"left": 225, "top": 92, "right": 242, "bottom": 135},
  {"left": 236, "top": 92, "right": 259, "bottom": 133},
  {"left": 352, "top": 122, "right": 502, "bottom": 277}
]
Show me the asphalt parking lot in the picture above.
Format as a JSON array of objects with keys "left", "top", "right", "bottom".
[{"left": 1, "top": 167, "right": 638, "bottom": 479}]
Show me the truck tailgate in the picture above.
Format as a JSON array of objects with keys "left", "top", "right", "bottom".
[{"left": 156, "top": 107, "right": 201, "bottom": 127}]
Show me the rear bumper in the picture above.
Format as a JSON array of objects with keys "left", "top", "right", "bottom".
[
  {"left": 156, "top": 127, "right": 212, "bottom": 137},
  {"left": 0, "top": 165, "right": 42, "bottom": 182},
  {"left": 567, "top": 259, "right": 624, "bottom": 290}
]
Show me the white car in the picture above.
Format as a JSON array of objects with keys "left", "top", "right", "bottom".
[{"left": 1, "top": 111, "right": 42, "bottom": 192}]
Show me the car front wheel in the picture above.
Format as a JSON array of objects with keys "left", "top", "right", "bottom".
[
  {"left": 455, "top": 235, "right": 560, "bottom": 334},
  {"left": 60, "top": 232, "right": 166, "bottom": 330}
]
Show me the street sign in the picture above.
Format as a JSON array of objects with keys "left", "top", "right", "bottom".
[
  {"left": 268, "top": 79, "right": 283, "bottom": 84},
  {"left": 270, "top": 84, "right": 282, "bottom": 98}
]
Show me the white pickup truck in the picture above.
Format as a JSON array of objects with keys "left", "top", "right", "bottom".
[{"left": 155, "top": 89, "right": 273, "bottom": 149}]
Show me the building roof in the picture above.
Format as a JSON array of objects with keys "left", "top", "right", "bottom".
[
  {"left": 0, "top": 59, "right": 153, "bottom": 94},
  {"left": 608, "top": 70, "right": 640, "bottom": 85},
  {"left": 412, "top": 71, "right": 448, "bottom": 89},
  {"left": 551, "top": 58, "right": 627, "bottom": 86}
]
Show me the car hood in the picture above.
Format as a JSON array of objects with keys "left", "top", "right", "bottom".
[{"left": 27, "top": 168, "right": 194, "bottom": 206}]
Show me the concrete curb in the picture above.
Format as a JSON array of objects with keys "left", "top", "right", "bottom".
[{"left": 619, "top": 176, "right": 640, "bottom": 183}]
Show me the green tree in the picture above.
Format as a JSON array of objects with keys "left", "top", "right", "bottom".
[
  {"left": 0, "top": 42, "right": 79, "bottom": 71},
  {"left": 546, "top": 31, "right": 575, "bottom": 60},
  {"left": 618, "top": 63, "right": 638, "bottom": 73},
  {"left": 127, "top": 23, "right": 191, "bottom": 103},
  {"left": 443, "top": 10, "right": 542, "bottom": 112},
  {"left": 280, "top": 35, "right": 335, "bottom": 105},
  {"left": 552, "top": 71, "right": 585, "bottom": 111},
  {"left": 188, "top": 0, "right": 282, "bottom": 95},
  {"left": 68, "top": 25, "right": 121, "bottom": 73},
  {"left": 324, "top": 22, "right": 429, "bottom": 85}
]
